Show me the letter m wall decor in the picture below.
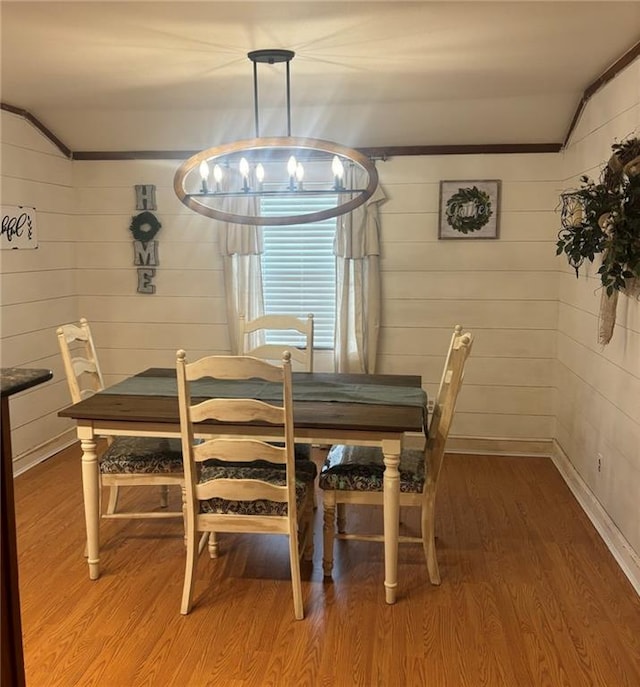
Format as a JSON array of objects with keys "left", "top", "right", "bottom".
[{"left": 129, "top": 209, "right": 161, "bottom": 294}]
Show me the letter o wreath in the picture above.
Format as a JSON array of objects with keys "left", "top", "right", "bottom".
[{"left": 129, "top": 211, "right": 162, "bottom": 242}]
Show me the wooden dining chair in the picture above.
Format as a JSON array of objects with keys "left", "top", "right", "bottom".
[
  {"left": 238, "top": 313, "right": 314, "bottom": 372},
  {"left": 176, "top": 350, "right": 317, "bottom": 619},
  {"left": 56, "top": 318, "right": 184, "bottom": 522},
  {"left": 319, "top": 326, "right": 473, "bottom": 585},
  {"left": 239, "top": 312, "right": 316, "bottom": 463}
]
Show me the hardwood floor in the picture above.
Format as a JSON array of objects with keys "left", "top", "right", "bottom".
[{"left": 14, "top": 445, "right": 640, "bottom": 687}]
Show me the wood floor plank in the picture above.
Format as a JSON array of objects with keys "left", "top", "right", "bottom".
[{"left": 14, "top": 446, "right": 640, "bottom": 686}]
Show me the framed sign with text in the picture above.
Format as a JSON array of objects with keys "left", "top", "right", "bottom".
[
  {"left": 438, "top": 180, "right": 500, "bottom": 239},
  {"left": 1, "top": 206, "right": 38, "bottom": 249}
]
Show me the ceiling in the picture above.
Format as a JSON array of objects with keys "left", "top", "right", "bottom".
[{"left": 1, "top": 1, "right": 640, "bottom": 153}]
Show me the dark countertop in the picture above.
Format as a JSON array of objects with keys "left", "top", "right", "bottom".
[{"left": 1, "top": 368, "right": 53, "bottom": 398}]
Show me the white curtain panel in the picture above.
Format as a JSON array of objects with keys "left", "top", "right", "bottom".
[
  {"left": 222, "top": 253, "right": 265, "bottom": 354},
  {"left": 334, "top": 167, "right": 386, "bottom": 373},
  {"left": 219, "top": 169, "right": 265, "bottom": 354}
]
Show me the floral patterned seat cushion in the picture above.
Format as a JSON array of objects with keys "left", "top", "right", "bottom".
[
  {"left": 100, "top": 436, "right": 183, "bottom": 474},
  {"left": 198, "top": 459, "right": 317, "bottom": 516},
  {"left": 318, "top": 445, "right": 425, "bottom": 493}
]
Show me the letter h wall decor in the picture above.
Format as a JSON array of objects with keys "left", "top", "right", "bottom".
[{"left": 131, "top": 185, "right": 160, "bottom": 293}]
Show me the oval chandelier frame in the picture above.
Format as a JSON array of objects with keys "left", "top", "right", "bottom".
[{"left": 174, "top": 136, "right": 379, "bottom": 226}]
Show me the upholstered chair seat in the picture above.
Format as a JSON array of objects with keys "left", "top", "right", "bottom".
[
  {"left": 176, "top": 350, "right": 315, "bottom": 619},
  {"left": 100, "top": 437, "right": 183, "bottom": 475},
  {"left": 319, "top": 445, "right": 425, "bottom": 493},
  {"left": 319, "top": 326, "right": 474, "bottom": 588},
  {"left": 56, "top": 318, "right": 185, "bottom": 525}
]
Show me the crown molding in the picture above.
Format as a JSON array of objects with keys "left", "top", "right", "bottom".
[
  {"left": 563, "top": 39, "right": 640, "bottom": 149},
  {"left": 3, "top": 39, "right": 638, "bottom": 161}
]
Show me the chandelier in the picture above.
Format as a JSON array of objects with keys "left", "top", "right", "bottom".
[{"left": 173, "top": 49, "right": 379, "bottom": 226}]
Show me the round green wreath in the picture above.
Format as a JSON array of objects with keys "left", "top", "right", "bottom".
[
  {"left": 445, "top": 186, "right": 493, "bottom": 233},
  {"left": 129, "top": 211, "right": 161, "bottom": 242}
]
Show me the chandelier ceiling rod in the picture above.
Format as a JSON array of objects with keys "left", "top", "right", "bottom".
[{"left": 249, "top": 49, "right": 295, "bottom": 138}]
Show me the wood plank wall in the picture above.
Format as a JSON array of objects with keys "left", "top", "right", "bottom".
[
  {"left": 557, "top": 59, "right": 640, "bottom": 559},
  {"left": 0, "top": 111, "right": 561, "bottom": 464},
  {"left": 0, "top": 114, "right": 76, "bottom": 467},
  {"left": 69, "top": 153, "right": 561, "bottom": 444},
  {"left": 375, "top": 153, "right": 560, "bottom": 440}
]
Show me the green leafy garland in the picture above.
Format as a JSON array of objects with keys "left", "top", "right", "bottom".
[
  {"left": 557, "top": 136, "right": 640, "bottom": 296},
  {"left": 445, "top": 186, "right": 493, "bottom": 233}
]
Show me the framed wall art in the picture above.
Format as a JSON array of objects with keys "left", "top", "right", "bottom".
[
  {"left": 438, "top": 180, "right": 501, "bottom": 239},
  {"left": 1, "top": 205, "right": 38, "bottom": 249}
]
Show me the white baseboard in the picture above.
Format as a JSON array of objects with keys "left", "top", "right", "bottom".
[
  {"left": 13, "top": 428, "right": 78, "bottom": 476},
  {"left": 446, "top": 435, "right": 554, "bottom": 457},
  {"left": 402, "top": 433, "right": 554, "bottom": 457},
  {"left": 551, "top": 440, "right": 640, "bottom": 597}
]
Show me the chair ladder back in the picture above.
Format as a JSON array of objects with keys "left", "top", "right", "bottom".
[
  {"left": 435, "top": 324, "right": 462, "bottom": 402},
  {"left": 176, "top": 350, "right": 296, "bottom": 511},
  {"left": 426, "top": 332, "right": 473, "bottom": 484},
  {"left": 56, "top": 318, "right": 105, "bottom": 403},
  {"left": 189, "top": 397, "right": 285, "bottom": 425},
  {"left": 239, "top": 313, "right": 314, "bottom": 372},
  {"left": 176, "top": 349, "right": 308, "bottom": 619},
  {"left": 186, "top": 354, "right": 283, "bottom": 383},
  {"left": 193, "top": 438, "right": 286, "bottom": 465},
  {"left": 176, "top": 350, "right": 198, "bottom": 501}
]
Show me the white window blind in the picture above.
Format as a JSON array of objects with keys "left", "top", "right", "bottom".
[{"left": 260, "top": 196, "right": 337, "bottom": 348}]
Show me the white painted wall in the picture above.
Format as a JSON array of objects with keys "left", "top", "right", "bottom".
[
  {"left": 0, "top": 112, "right": 76, "bottom": 469},
  {"left": 71, "top": 150, "right": 562, "bottom": 446},
  {"left": 0, "top": 109, "right": 561, "bottom": 467},
  {"left": 557, "top": 59, "right": 640, "bottom": 558},
  {"left": 376, "top": 154, "right": 560, "bottom": 442}
]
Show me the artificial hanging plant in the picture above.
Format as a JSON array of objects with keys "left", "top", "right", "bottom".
[{"left": 556, "top": 135, "right": 640, "bottom": 343}]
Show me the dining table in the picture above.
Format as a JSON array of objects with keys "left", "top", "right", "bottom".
[{"left": 58, "top": 367, "right": 426, "bottom": 604}]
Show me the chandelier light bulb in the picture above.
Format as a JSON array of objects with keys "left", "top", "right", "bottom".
[
  {"left": 296, "top": 162, "right": 304, "bottom": 190},
  {"left": 199, "top": 160, "right": 210, "bottom": 193},
  {"left": 213, "top": 164, "right": 223, "bottom": 193},
  {"left": 287, "top": 155, "right": 297, "bottom": 190},
  {"left": 239, "top": 157, "right": 250, "bottom": 192},
  {"left": 256, "top": 163, "right": 265, "bottom": 183},
  {"left": 332, "top": 155, "right": 345, "bottom": 190}
]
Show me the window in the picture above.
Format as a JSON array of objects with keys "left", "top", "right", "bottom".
[{"left": 260, "top": 196, "right": 337, "bottom": 348}]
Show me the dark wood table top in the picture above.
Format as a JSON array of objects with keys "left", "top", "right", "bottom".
[{"left": 59, "top": 368, "right": 425, "bottom": 435}]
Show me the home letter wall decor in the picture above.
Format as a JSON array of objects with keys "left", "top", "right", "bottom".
[
  {"left": 137, "top": 268, "right": 156, "bottom": 294},
  {"left": 129, "top": 199, "right": 161, "bottom": 294},
  {"left": 135, "top": 184, "right": 157, "bottom": 211}
]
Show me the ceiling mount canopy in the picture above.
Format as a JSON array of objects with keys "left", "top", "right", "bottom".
[{"left": 174, "top": 49, "right": 378, "bottom": 226}]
